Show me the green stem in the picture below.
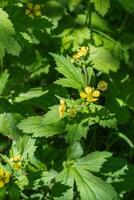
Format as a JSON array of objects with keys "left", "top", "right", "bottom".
[
  {"left": 83, "top": 65, "right": 89, "bottom": 86},
  {"left": 85, "top": 0, "right": 92, "bottom": 28},
  {"left": 116, "top": 132, "right": 134, "bottom": 149},
  {"left": 118, "top": 13, "right": 129, "bottom": 33}
]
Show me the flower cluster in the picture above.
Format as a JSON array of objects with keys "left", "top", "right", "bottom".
[
  {"left": 0, "top": 168, "right": 10, "bottom": 188},
  {"left": 10, "top": 155, "right": 22, "bottom": 170},
  {"left": 80, "top": 81, "right": 108, "bottom": 103},
  {"left": 72, "top": 47, "right": 89, "bottom": 61},
  {"left": 25, "top": 3, "right": 41, "bottom": 17},
  {"left": 59, "top": 100, "right": 78, "bottom": 118}
]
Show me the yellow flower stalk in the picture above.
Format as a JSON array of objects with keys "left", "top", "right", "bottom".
[
  {"left": 97, "top": 80, "right": 108, "bottom": 91},
  {"left": 80, "top": 86, "right": 100, "bottom": 102},
  {"left": 59, "top": 99, "right": 66, "bottom": 118},
  {"left": 0, "top": 168, "right": 10, "bottom": 188},
  {"left": 73, "top": 46, "right": 89, "bottom": 61}
]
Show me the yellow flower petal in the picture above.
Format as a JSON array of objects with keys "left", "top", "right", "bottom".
[
  {"left": 59, "top": 99, "right": 66, "bottom": 118},
  {"left": 25, "top": 9, "right": 31, "bottom": 15},
  {"left": 0, "top": 181, "right": 5, "bottom": 188},
  {"left": 92, "top": 90, "right": 100, "bottom": 97},
  {"left": 0, "top": 168, "right": 4, "bottom": 176},
  {"left": 72, "top": 46, "right": 88, "bottom": 61},
  {"left": 34, "top": 4, "right": 41, "bottom": 11},
  {"left": 35, "top": 10, "right": 41, "bottom": 16},
  {"left": 90, "top": 97, "right": 98, "bottom": 102},
  {"left": 79, "top": 46, "right": 89, "bottom": 57},
  {"left": 85, "top": 86, "right": 93, "bottom": 94},
  {"left": 27, "top": 2, "right": 33, "bottom": 10},
  {"left": 80, "top": 91, "right": 87, "bottom": 99}
]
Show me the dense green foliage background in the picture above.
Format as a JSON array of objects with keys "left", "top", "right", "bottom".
[{"left": 0, "top": 0, "right": 134, "bottom": 199}]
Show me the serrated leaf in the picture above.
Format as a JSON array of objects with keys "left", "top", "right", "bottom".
[
  {"left": 56, "top": 168, "right": 74, "bottom": 200},
  {"left": 67, "top": 142, "right": 84, "bottom": 160},
  {"left": 61, "top": 27, "right": 91, "bottom": 50},
  {"left": 90, "top": 46, "right": 119, "bottom": 73},
  {"left": 0, "top": 70, "right": 9, "bottom": 95},
  {"left": 93, "top": 0, "right": 110, "bottom": 16},
  {"left": 76, "top": 151, "right": 112, "bottom": 172},
  {"left": 65, "top": 122, "right": 88, "bottom": 142},
  {"left": 18, "top": 116, "right": 65, "bottom": 137},
  {"left": 118, "top": 0, "right": 134, "bottom": 13},
  {"left": 11, "top": 135, "right": 37, "bottom": 159},
  {"left": 0, "top": 8, "right": 21, "bottom": 60},
  {"left": 14, "top": 88, "right": 48, "bottom": 102},
  {"left": 71, "top": 167, "right": 118, "bottom": 200},
  {"left": 43, "top": 105, "right": 60, "bottom": 124},
  {"left": 0, "top": 113, "right": 22, "bottom": 139},
  {"left": 88, "top": 104, "right": 117, "bottom": 129},
  {"left": 57, "top": 151, "right": 118, "bottom": 200},
  {"left": 52, "top": 54, "right": 85, "bottom": 90}
]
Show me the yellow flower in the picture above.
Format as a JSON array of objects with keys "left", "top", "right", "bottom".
[
  {"left": 73, "top": 46, "right": 89, "bottom": 61},
  {"left": 59, "top": 99, "right": 66, "bottom": 118},
  {"left": 0, "top": 168, "right": 10, "bottom": 188},
  {"left": 80, "top": 86, "right": 100, "bottom": 102},
  {"left": 10, "top": 155, "right": 22, "bottom": 170},
  {"left": 25, "top": 2, "right": 41, "bottom": 17},
  {"left": 97, "top": 80, "right": 108, "bottom": 91}
]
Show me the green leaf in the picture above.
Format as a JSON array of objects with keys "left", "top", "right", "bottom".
[
  {"left": 0, "top": 188, "right": 6, "bottom": 200},
  {"left": 0, "top": 8, "right": 21, "bottom": 60},
  {"left": 8, "top": 184, "right": 20, "bottom": 200},
  {"left": 52, "top": 54, "right": 85, "bottom": 90},
  {"left": 76, "top": 151, "right": 112, "bottom": 172},
  {"left": 118, "top": 0, "right": 134, "bottom": 13},
  {"left": 89, "top": 104, "right": 117, "bottom": 129},
  {"left": 18, "top": 116, "right": 65, "bottom": 137},
  {"left": 56, "top": 168, "right": 74, "bottom": 200},
  {"left": 14, "top": 88, "right": 48, "bottom": 103},
  {"left": 61, "top": 27, "right": 91, "bottom": 50},
  {"left": 0, "top": 113, "right": 22, "bottom": 139},
  {"left": 65, "top": 121, "right": 88, "bottom": 142},
  {"left": 0, "top": 70, "right": 9, "bottom": 95},
  {"left": 71, "top": 167, "right": 118, "bottom": 200},
  {"left": 43, "top": 105, "right": 60, "bottom": 124},
  {"left": 67, "top": 142, "right": 84, "bottom": 160},
  {"left": 90, "top": 46, "right": 119, "bottom": 73},
  {"left": 11, "top": 135, "right": 37, "bottom": 159},
  {"left": 92, "top": 0, "right": 110, "bottom": 16},
  {"left": 57, "top": 151, "right": 118, "bottom": 200}
]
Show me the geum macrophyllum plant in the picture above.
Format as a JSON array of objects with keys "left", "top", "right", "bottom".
[{"left": 0, "top": 1, "right": 134, "bottom": 199}]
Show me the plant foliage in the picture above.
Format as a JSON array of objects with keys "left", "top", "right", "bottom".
[{"left": 0, "top": 0, "right": 134, "bottom": 200}]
